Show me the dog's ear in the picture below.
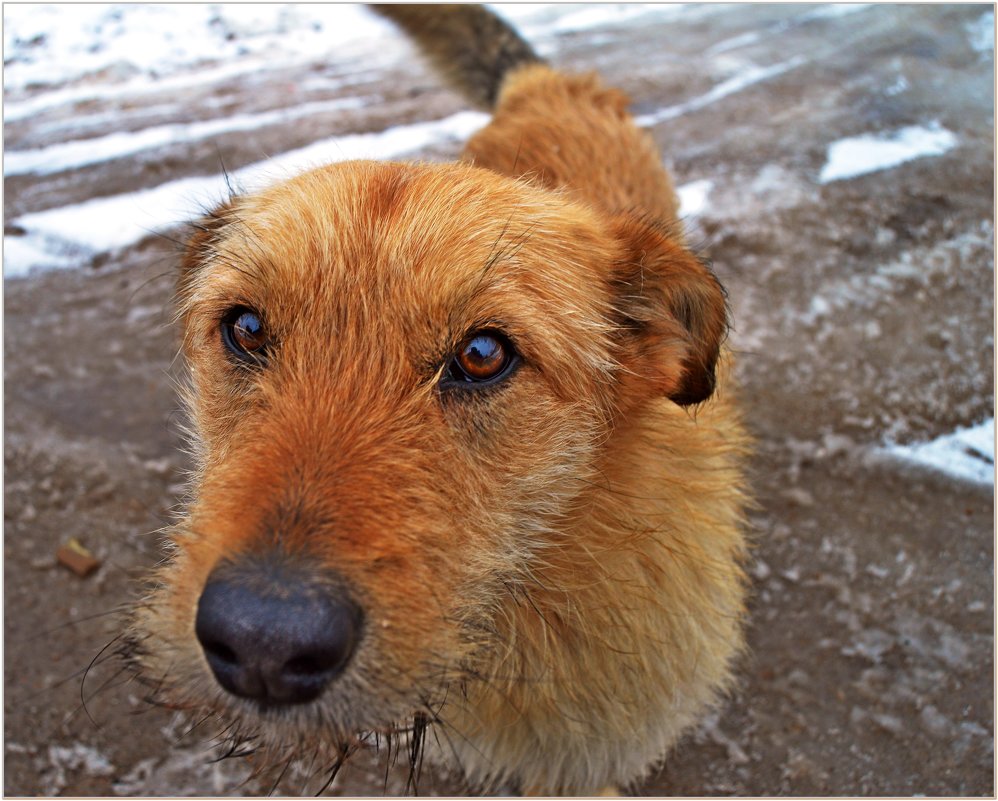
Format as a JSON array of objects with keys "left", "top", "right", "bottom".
[{"left": 609, "top": 215, "right": 728, "bottom": 407}]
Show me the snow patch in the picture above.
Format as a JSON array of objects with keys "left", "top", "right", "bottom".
[
  {"left": 487, "top": 4, "right": 716, "bottom": 59},
  {"left": 42, "top": 743, "right": 114, "bottom": 795},
  {"left": 3, "top": 233, "right": 78, "bottom": 275},
  {"left": 818, "top": 123, "right": 958, "bottom": 184},
  {"left": 884, "top": 75, "right": 909, "bottom": 96},
  {"left": 800, "top": 4, "right": 872, "bottom": 21},
  {"left": 5, "top": 96, "right": 370, "bottom": 176},
  {"left": 635, "top": 56, "right": 806, "bottom": 127},
  {"left": 677, "top": 179, "right": 713, "bottom": 218},
  {"left": 883, "top": 419, "right": 995, "bottom": 485},
  {"left": 3, "top": 5, "right": 398, "bottom": 93},
  {"left": 545, "top": 4, "right": 689, "bottom": 34},
  {"left": 966, "top": 11, "right": 995, "bottom": 54},
  {"left": 5, "top": 110, "right": 489, "bottom": 277},
  {"left": 5, "top": 60, "right": 305, "bottom": 124},
  {"left": 707, "top": 31, "right": 762, "bottom": 55},
  {"left": 2, "top": 4, "right": 704, "bottom": 122}
]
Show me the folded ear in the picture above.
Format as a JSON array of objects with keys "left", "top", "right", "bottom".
[{"left": 609, "top": 215, "right": 728, "bottom": 407}]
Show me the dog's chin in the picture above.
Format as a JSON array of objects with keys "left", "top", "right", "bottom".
[
  {"left": 154, "top": 665, "right": 428, "bottom": 757},
  {"left": 147, "top": 685, "right": 428, "bottom": 793}
]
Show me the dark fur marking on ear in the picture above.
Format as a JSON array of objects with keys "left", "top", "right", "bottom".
[{"left": 610, "top": 214, "right": 730, "bottom": 407}]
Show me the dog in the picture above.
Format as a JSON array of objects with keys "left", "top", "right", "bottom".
[{"left": 123, "top": 5, "right": 750, "bottom": 795}]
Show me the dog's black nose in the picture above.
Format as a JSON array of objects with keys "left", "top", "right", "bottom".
[{"left": 195, "top": 560, "right": 362, "bottom": 705}]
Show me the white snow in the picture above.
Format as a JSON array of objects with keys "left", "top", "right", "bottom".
[
  {"left": 6, "top": 103, "right": 718, "bottom": 276},
  {"left": 545, "top": 4, "right": 690, "bottom": 34},
  {"left": 884, "top": 75, "right": 910, "bottom": 97},
  {"left": 491, "top": 3, "right": 704, "bottom": 37},
  {"left": 4, "top": 96, "right": 371, "bottom": 176},
  {"left": 818, "top": 124, "right": 958, "bottom": 184},
  {"left": 707, "top": 31, "right": 763, "bottom": 56},
  {"left": 4, "top": 110, "right": 489, "bottom": 277},
  {"left": 677, "top": 179, "right": 713, "bottom": 218},
  {"left": 1, "top": 3, "right": 704, "bottom": 121},
  {"left": 2, "top": 233, "right": 77, "bottom": 273},
  {"left": 6, "top": 61, "right": 290, "bottom": 124},
  {"left": 4, "top": 2, "right": 711, "bottom": 279},
  {"left": 634, "top": 56, "right": 807, "bottom": 127},
  {"left": 965, "top": 11, "right": 995, "bottom": 54},
  {"left": 799, "top": 4, "right": 872, "bottom": 22},
  {"left": 2, "top": 5, "right": 399, "bottom": 93},
  {"left": 2, "top": 6, "right": 402, "bottom": 129},
  {"left": 884, "top": 419, "right": 995, "bottom": 485}
]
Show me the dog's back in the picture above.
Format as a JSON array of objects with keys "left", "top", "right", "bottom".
[{"left": 375, "top": 4, "right": 683, "bottom": 223}]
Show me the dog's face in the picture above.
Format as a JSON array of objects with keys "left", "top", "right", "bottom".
[{"left": 126, "top": 161, "right": 726, "bottom": 755}]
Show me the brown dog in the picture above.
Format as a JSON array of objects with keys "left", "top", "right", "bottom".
[{"left": 124, "top": 5, "right": 749, "bottom": 795}]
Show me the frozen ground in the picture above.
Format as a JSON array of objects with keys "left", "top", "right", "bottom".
[{"left": 3, "top": 3, "right": 994, "bottom": 796}]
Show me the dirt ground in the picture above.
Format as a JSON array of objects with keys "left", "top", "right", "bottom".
[{"left": 4, "top": 4, "right": 994, "bottom": 796}]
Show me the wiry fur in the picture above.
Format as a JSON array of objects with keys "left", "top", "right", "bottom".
[{"left": 124, "top": 6, "right": 749, "bottom": 795}]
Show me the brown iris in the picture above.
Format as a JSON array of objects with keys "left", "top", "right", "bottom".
[
  {"left": 449, "top": 331, "right": 515, "bottom": 384},
  {"left": 221, "top": 306, "right": 268, "bottom": 364}
]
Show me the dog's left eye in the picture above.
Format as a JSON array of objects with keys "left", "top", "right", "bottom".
[
  {"left": 444, "top": 331, "right": 518, "bottom": 386},
  {"left": 221, "top": 306, "right": 269, "bottom": 365}
]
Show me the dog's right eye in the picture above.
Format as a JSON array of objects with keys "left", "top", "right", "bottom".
[{"left": 221, "top": 306, "right": 269, "bottom": 365}]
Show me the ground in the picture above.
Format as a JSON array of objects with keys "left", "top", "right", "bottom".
[{"left": 3, "top": 4, "right": 994, "bottom": 796}]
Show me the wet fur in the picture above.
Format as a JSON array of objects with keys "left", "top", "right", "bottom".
[{"left": 124, "top": 6, "right": 749, "bottom": 795}]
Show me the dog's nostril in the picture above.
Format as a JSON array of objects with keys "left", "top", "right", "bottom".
[
  {"left": 201, "top": 639, "right": 238, "bottom": 666},
  {"left": 284, "top": 652, "right": 337, "bottom": 677},
  {"left": 195, "top": 562, "right": 362, "bottom": 705}
]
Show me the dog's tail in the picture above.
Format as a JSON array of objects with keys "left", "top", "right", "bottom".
[{"left": 370, "top": 4, "right": 543, "bottom": 109}]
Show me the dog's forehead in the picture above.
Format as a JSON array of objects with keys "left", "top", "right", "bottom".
[
  {"left": 201, "top": 161, "right": 616, "bottom": 310},
  {"left": 183, "top": 162, "right": 624, "bottom": 385}
]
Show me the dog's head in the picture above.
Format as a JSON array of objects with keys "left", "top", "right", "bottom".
[{"left": 125, "top": 160, "right": 727, "bottom": 759}]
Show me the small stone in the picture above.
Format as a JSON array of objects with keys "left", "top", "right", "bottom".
[
  {"left": 751, "top": 559, "right": 771, "bottom": 580},
  {"left": 781, "top": 567, "right": 801, "bottom": 583},
  {"left": 865, "top": 564, "right": 889, "bottom": 579},
  {"left": 782, "top": 488, "right": 814, "bottom": 507},
  {"left": 871, "top": 713, "right": 904, "bottom": 734},
  {"left": 56, "top": 539, "right": 101, "bottom": 578},
  {"left": 920, "top": 704, "right": 950, "bottom": 737},
  {"left": 143, "top": 457, "right": 173, "bottom": 476}
]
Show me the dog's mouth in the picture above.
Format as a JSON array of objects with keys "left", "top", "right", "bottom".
[{"left": 122, "top": 616, "right": 439, "bottom": 783}]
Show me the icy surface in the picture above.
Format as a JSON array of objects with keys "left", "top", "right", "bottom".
[
  {"left": 635, "top": 56, "right": 807, "bottom": 127},
  {"left": 818, "top": 124, "right": 958, "bottom": 183},
  {"left": 883, "top": 419, "right": 995, "bottom": 485},
  {"left": 2, "top": 5, "right": 398, "bottom": 92},
  {"left": 707, "top": 31, "right": 763, "bottom": 56},
  {"left": 800, "top": 4, "right": 872, "bottom": 21},
  {"left": 545, "top": 4, "right": 691, "bottom": 34},
  {"left": 2, "top": 234, "right": 76, "bottom": 274},
  {"left": 4, "top": 97, "right": 370, "bottom": 176}
]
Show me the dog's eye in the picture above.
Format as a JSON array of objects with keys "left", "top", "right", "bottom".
[
  {"left": 221, "top": 306, "right": 269, "bottom": 365},
  {"left": 446, "top": 331, "right": 517, "bottom": 386}
]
